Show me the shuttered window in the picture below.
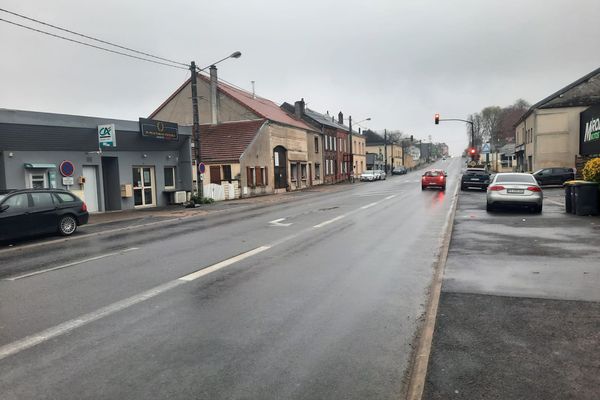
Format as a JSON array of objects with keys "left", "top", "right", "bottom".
[{"left": 255, "top": 166, "right": 263, "bottom": 187}]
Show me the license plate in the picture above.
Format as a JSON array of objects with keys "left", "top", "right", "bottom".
[
  {"left": 470, "top": 178, "right": 479, "bottom": 181},
  {"left": 507, "top": 189, "right": 524, "bottom": 194}
]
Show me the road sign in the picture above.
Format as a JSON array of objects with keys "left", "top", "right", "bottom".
[
  {"left": 59, "top": 160, "right": 75, "bottom": 177},
  {"left": 481, "top": 143, "right": 491, "bottom": 154},
  {"left": 198, "top": 162, "right": 206, "bottom": 174}
]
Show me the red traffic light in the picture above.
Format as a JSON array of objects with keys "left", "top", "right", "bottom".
[
  {"left": 469, "top": 148, "right": 476, "bottom": 155},
  {"left": 434, "top": 113, "right": 440, "bottom": 125}
]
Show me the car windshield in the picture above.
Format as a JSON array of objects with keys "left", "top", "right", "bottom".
[{"left": 495, "top": 174, "right": 536, "bottom": 183}]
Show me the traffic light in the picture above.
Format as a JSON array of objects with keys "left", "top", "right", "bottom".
[
  {"left": 469, "top": 148, "right": 476, "bottom": 155},
  {"left": 434, "top": 113, "right": 440, "bottom": 125}
]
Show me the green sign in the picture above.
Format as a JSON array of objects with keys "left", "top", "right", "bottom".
[{"left": 98, "top": 124, "right": 117, "bottom": 148}]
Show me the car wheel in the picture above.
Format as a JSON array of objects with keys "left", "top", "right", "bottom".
[
  {"left": 460, "top": 185, "right": 465, "bottom": 191},
  {"left": 486, "top": 202, "right": 493, "bottom": 212},
  {"left": 58, "top": 215, "right": 78, "bottom": 236},
  {"left": 421, "top": 185, "right": 425, "bottom": 191},
  {"left": 441, "top": 186, "right": 446, "bottom": 191},
  {"left": 534, "top": 204, "right": 542, "bottom": 213}
]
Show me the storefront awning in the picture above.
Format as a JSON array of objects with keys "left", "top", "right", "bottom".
[{"left": 24, "top": 163, "right": 56, "bottom": 169}]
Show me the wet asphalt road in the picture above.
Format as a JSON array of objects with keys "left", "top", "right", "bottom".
[
  {"left": 0, "top": 159, "right": 460, "bottom": 400},
  {"left": 423, "top": 185, "right": 600, "bottom": 399}
]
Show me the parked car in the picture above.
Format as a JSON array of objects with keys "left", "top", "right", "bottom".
[
  {"left": 392, "top": 166, "right": 407, "bottom": 175},
  {"left": 486, "top": 173, "right": 543, "bottom": 213},
  {"left": 374, "top": 170, "right": 386, "bottom": 180},
  {"left": 461, "top": 168, "right": 490, "bottom": 190},
  {"left": 421, "top": 169, "right": 446, "bottom": 191},
  {"left": 360, "top": 170, "right": 377, "bottom": 181},
  {"left": 532, "top": 167, "right": 574, "bottom": 186},
  {"left": 0, "top": 188, "right": 89, "bottom": 241}
]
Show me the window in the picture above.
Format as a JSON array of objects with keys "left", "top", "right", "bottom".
[
  {"left": 222, "top": 165, "right": 232, "bottom": 183},
  {"left": 314, "top": 136, "right": 319, "bottom": 153},
  {"left": 28, "top": 172, "right": 47, "bottom": 189},
  {"left": 301, "top": 164, "right": 307, "bottom": 179},
  {"left": 210, "top": 166, "right": 221, "bottom": 184},
  {"left": 333, "top": 137, "right": 337, "bottom": 151},
  {"left": 262, "top": 167, "right": 268, "bottom": 186},
  {"left": 53, "top": 192, "right": 77, "bottom": 203},
  {"left": 315, "top": 163, "right": 320, "bottom": 179},
  {"left": 255, "top": 166, "right": 264, "bottom": 186},
  {"left": 31, "top": 192, "right": 54, "bottom": 208},
  {"left": 3, "top": 194, "right": 29, "bottom": 210},
  {"left": 164, "top": 167, "right": 176, "bottom": 189},
  {"left": 247, "top": 167, "right": 256, "bottom": 186},
  {"left": 291, "top": 163, "right": 298, "bottom": 181}
]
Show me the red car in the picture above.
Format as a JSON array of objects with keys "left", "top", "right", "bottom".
[{"left": 421, "top": 169, "right": 446, "bottom": 191}]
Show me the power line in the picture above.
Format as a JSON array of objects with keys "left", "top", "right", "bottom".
[
  {"left": 0, "top": 8, "right": 189, "bottom": 68},
  {"left": 0, "top": 17, "right": 188, "bottom": 70}
]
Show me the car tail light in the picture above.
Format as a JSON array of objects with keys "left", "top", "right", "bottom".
[
  {"left": 81, "top": 202, "right": 87, "bottom": 212},
  {"left": 488, "top": 185, "right": 504, "bottom": 191},
  {"left": 527, "top": 186, "right": 542, "bottom": 192}
]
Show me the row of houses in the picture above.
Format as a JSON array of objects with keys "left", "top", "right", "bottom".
[{"left": 0, "top": 67, "right": 429, "bottom": 211}]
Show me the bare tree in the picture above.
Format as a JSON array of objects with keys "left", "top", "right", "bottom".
[{"left": 467, "top": 99, "right": 530, "bottom": 149}]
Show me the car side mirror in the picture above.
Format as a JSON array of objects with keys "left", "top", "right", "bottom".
[{"left": 0, "top": 204, "right": 9, "bottom": 213}]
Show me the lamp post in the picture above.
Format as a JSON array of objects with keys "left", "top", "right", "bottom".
[
  {"left": 190, "top": 51, "right": 242, "bottom": 198},
  {"left": 347, "top": 117, "right": 371, "bottom": 181}
]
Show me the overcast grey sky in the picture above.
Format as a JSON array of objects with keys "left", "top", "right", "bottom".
[{"left": 1, "top": 0, "right": 599, "bottom": 154}]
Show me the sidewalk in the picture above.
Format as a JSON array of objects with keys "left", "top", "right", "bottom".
[
  {"left": 85, "top": 182, "right": 354, "bottom": 231},
  {"left": 423, "top": 188, "right": 600, "bottom": 399}
]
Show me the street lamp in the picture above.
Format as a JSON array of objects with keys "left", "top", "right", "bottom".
[
  {"left": 347, "top": 116, "right": 371, "bottom": 181},
  {"left": 190, "top": 51, "right": 242, "bottom": 197}
]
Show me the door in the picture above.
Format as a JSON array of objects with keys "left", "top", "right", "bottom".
[
  {"left": 29, "top": 191, "right": 58, "bottom": 235},
  {"left": 0, "top": 193, "right": 33, "bottom": 240},
  {"left": 82, "top": 166, "right": 99, "bottom": 212},
  {"left": 133, "top": 166, "right": 156, "bottom": 207},
  {"left": 273, "top": 146, "right": 287, "bottom": 189}
]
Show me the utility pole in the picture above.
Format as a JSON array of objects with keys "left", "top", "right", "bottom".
[
  {"left": 384, "top": 129, "right": 388, "bottom": 173},
  {"left": 190, "top": 61, "right": 203, "bottom": 198},
  {"left": 348, "top": 116, "right": 353, "bottom": 182}
]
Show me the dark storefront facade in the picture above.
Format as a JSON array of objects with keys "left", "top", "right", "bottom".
[{"left": 0, "top": 109, "right": 193, "bottom": 212}]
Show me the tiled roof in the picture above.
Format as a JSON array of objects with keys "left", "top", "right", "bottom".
[
  {"left": 150, "top": 74, "right": 316, "bottom": 132},
  {"left": 517, "top": 67, "right": 600, "bottom": 124},
  {"left": 199, "top": 119, "right": 266, "bottom": 162},
  {"left": 209, "top": 77, "right": 315, "bottom": 131}
]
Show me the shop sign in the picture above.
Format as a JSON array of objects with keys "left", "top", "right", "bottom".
[
  {"left": 580, "top": 104, "right": 600, "bottom": 155},
  {"left": 98, "top": 124, "right": 117, "bottom": 148},
  {"left": 139, "top": 118, "right": 178, "bottom": 141}
]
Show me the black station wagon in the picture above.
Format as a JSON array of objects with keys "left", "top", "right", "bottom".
[{"left": 0, "top": 188, "right": 89, "bottom": 241}]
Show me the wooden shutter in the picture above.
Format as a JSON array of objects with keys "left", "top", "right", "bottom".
[
  {"left": 210, "top": 166, "right": 221, "bottom": 184},
  {"left": 264, "top": 167, "right": 268, "bottom": 186},
  {"left": 255, "top": 166, "right": 263, "bottom": 186},
  {"left": 247, "top": 166, "right": 253, "bottom": 187}
]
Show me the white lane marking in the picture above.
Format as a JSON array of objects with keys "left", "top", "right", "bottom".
[
  {"left": 179, "top": 246, "right": 271, "bottom": 282},
  {"left": 0, "top": 279, "right": 184, "bottom": 362},
  {"left": 313, "top": 215, "right": 346, "bottom": 228},
  {"left": 385, "top": 194, "right": 397, "bottom": 200},
  {"left": 4, "top": 248, "right": 140, "bottom": 281},
  {"left": 361, "top": 202, "right": 378, "bottom": 210},
  {"left": 268, "top": 218, "right": 292, "bottom": 227},
  {"left": 0, "top": 245, "right": 273, "bottom": 360}
]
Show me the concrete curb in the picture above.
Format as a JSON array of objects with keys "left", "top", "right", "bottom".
[{"left": 405, "top": 181, "right": 460, "bottom": 400}]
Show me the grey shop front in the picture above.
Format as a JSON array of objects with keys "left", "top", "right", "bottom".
[{"left": 0, "top": 109, "right": 193, "bottom": 212}]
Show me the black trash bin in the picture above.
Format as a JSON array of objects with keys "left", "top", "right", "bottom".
[
  {"left": 564, "top": 182, "right": 574, "bottom": 213},
  {"left": 572, "top": 181, "right": 599, "bottom": 216}
]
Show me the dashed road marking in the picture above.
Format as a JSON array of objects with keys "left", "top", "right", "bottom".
[
  {"left": 4, "top": 248, "right": 140, "bottom": 281},
  {"left": 313, "top": 215, "right": 346, "bottom": 228}
]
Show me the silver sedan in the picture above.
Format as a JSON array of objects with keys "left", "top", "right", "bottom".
[{"left": 486, "top": 173, "right": 543, "bottom": 213}]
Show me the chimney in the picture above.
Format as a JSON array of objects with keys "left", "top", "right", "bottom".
[
  {"left": 338, "top": 111, "right": 344, "bottom": 124},
  {"left": 294, "top": 98, "right": 305, "bottom": 119},
  {"left": 209, "top": 65, "right": 219, "bottom": 125}
]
